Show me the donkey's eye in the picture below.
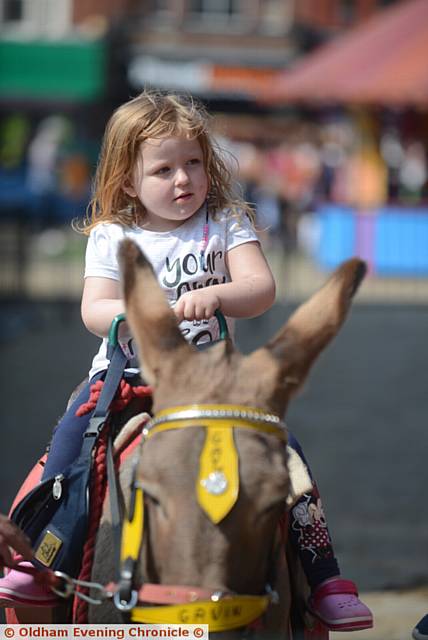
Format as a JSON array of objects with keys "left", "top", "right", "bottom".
[
  {"left": 139, "top": 479, "right": 163, "bottom": 508},
  {"left": 145, "top": 493, "right": 161, "bottom": 507},
  {"left": 145, "top": 492, "right": 169, "bottom": 521}
]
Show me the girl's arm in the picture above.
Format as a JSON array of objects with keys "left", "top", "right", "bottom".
[
  {"left": 81, "top": 276, "right": 127, "bottom": 338},
  {"left": 174, "top": 241, "right": 276, "bottom": 321},
  {"left": 83, "top": 243, "right": 276, "bottom": 332}
]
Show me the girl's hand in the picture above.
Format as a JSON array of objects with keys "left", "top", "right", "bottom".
[{"left": 174, "top": 289, "right": 220, "bottom": 322}]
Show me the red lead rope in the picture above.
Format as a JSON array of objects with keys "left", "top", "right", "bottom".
[{"left": 75, "top": 379, "right": 152, "bottom": 417}]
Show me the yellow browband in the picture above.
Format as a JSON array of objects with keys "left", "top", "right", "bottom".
[{"left": 119, "top": 404, "right": 285, "bottom": 631}]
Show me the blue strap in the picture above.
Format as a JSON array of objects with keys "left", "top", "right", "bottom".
[
  {"left": 79, "top": 314, "right": 130, "bottom": 460},
  {"left": 94, "top": 346, "right": 128, "bottom": 418},
  {"left": 84, "top": 345, "right": 128, "bottom": 437},
  {"left": 77, "top": 343, "right": 127, "bottom": 463}
]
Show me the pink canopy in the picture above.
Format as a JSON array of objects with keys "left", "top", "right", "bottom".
[{"left": 265, "top": 0, "right": 428, "bottom": 106}]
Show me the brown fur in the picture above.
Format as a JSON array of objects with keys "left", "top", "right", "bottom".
[{"left": 89, "top": 239, "right": 365, "bottom": 637}]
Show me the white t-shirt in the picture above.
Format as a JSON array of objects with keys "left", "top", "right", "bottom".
[{"left": 84, "top": 205, "right": 258, "bottom": 379}]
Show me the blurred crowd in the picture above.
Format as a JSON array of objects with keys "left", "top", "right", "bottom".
[
  {"left": 223, "top": 110, "right": 428, "bottom": 250},
  {"left": 1, "top": 107, "right": 427, "bottom": 254},
  {"left": 0, "top": 112, "right": 96, "bottom": 225}
]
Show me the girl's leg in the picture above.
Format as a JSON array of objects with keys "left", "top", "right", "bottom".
[
  {"left": 287, "top": 431, "right": 373, "bottom": 632},
  {"left": 287, "top": 431, "right": 339, "bottom": 588},
  {"left": 42, "top": 370, "right": 148, "bottom": 480},
  {"left": 41, "top": 371, "right": 105, "bottom": 480}
]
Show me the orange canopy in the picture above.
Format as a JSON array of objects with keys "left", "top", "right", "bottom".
[{"left": 265, "top": 0, "right": 428, "bottom": 106}]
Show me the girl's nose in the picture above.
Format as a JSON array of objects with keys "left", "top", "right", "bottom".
[{"left": 175, "top": 168, "right": 190, "bottom": 185}]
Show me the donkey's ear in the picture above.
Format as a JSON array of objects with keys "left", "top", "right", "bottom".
[
  {"left": 265, "top": 258, "right": 366, "bottom": 398},
  {"left": 118, "top": 239, "right": 192, "bottom": 384}
]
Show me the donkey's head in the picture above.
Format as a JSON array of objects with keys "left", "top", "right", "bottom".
[{"left": 119, "top": 240, "right": 365, "bottom": 600}]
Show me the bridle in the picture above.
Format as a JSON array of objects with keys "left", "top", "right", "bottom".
[
  {"left": 47, "top": 403, "right": 287, "bottom": 630},
  {"left": 111, "top": 403, "right": 287, "bottom": 632}
]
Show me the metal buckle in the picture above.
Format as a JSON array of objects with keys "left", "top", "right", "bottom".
[
  {"left": 51, "top": 571, "right": 113, "bottom": 605},
  {"left": 50, "top": 571, "right": 75, "bottom": 599},
  {"left": 265, "top": 584, "right": 279, "bottom": 605},
  {"left": 113, "top": 589, "right": 138, "bottom": 611},
  {"left": 86, "top": 416, "right": 106, "bottom": 436},
  {"left": 114, "top": 557, "right": 138, "bottom": 611}
]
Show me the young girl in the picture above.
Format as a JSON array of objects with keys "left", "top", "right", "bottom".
[{"left": 0, "top": 90, "right": 372, "bottom": 631}]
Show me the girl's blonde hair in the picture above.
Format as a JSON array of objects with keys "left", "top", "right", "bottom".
[{"left": 79, "top": 90, "right": 254, "bottom": 234}]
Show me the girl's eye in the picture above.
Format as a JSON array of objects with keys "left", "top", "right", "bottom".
[
  {"left": 187, "top": 158, "right": 201, "bottom": 166},
  {"left": 155, "top": 166, "right": 170, "bottom": 175}
]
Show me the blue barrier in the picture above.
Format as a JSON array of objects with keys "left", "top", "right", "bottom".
[
  {"left": 317, "top": 205, "right": 356, "bottom": 269},
  {"left": 313, "top": 205, "right": 428, "bottom": 277}
]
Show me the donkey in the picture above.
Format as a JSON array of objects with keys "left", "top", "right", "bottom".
[{"left": 88, "top": 239, "right": 366, "bottom": 637}]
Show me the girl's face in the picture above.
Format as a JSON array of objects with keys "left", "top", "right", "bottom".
[{"left": 126, "top": 136, "right": 209, "bottom": 232}]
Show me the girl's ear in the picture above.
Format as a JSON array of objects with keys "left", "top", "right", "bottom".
[{"left": 122, "top": 180, "right": 137, "bottom": 198}]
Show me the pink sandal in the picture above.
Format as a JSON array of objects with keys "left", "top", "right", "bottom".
[
  {"left": 0, "top": 563, "right": 59, "bottom": 608},
  {"left": 309, "top": 578, "right": 373, "bottom": 631}
]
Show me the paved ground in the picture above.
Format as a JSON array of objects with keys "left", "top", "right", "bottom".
[
  {"left": 239, "top": 303, "right": 428, "bottom": 593},
  {"left": 335, "top": 588, "right": 428, "bottom": 640}
]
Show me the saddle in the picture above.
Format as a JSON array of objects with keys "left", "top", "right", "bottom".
[
  {"left": 10, "top": 314, "right": 151, "bottom": 581},
  {"left": 7, "top": 313, "right": 220, "bottom": 589}
]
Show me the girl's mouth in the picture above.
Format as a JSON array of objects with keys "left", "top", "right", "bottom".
[{"left": 174, "top": 193, "right": 193, "bottom": 202}]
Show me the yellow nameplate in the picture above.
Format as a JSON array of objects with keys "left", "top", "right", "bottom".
[
  {"left": 34, "top": 530, "right": 63, "bottom": 567},
  {"left": 197, "top": 425, "right": 239, "bottom": 524},
  {"left": 131, "top": 595, "right": 270, "bottom": 631}
]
